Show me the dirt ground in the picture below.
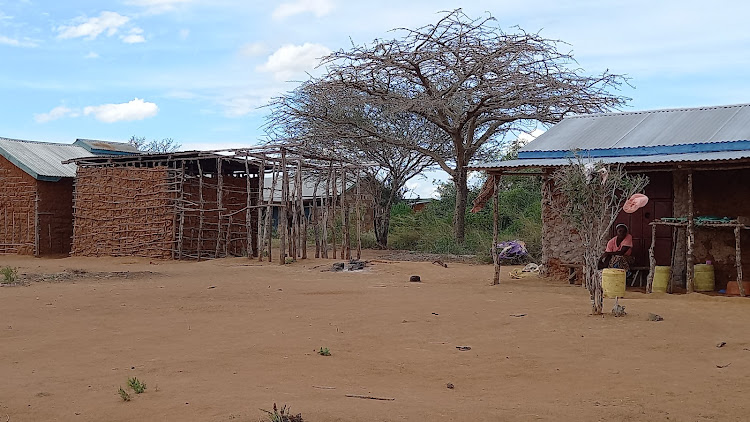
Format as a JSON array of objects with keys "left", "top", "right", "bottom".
[{"left": 1, "top": 252, "right": 749, "bottom": 422}]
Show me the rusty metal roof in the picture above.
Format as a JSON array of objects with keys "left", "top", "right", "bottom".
[
  {"left": 0, "top": 137, "right": 93, "bottom": 180},
  {"left": 73, "top": 138, "right": 139, "bottom": 155}
]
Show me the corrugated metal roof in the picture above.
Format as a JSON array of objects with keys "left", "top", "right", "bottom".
[
  {"left": 521, "top": 103, "right": 750, "bottom": 152},
  {"left": 263, "top": 175, "right": 354, "bottom": 201},
  {"left": 471, "top": 150, "right": 750, "bottom": 170},
  {"left": 73, "top": 138, "right": 139, "bottom": 154},
  {"left": 0, "top": 137, "right": 93, "bottom": 180}
]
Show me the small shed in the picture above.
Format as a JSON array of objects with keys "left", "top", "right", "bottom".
[
  {"left": 69, "top": 151, "right": 263, "bottom": 260},
  {"left": 471, "top": 103, "right": 750, "bottom": 294},
  {"left": 0, "top": 137, "right": 132, "bottom": 255}
]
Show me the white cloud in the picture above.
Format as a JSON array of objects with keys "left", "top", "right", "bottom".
[
  {"left": 83, "top": 98, "right": 159, "bottom": 123},
  {"left": 84, "top": 51, "right": 100, "bottom": 59},
  {"left": 0, "top": 35, "right": 38, "bottom": 47},
  {"left": 272, "top": 0, "right": 334, "bottom": 20},
  {"left": 125, "top": 0, "right": 193, "bottom": 14},
  {"left": 34, "top": 106, "right": 77, "bottom": 123},
  {"left": 179, "top": 28, "right": 190, "bottom": 40},
  {"left": 57, "top": 11, "right": 130, "bottom": 40},
  {"left": 258, "top": 43, "right": 331, "bottom": 81},
  {"left": 121, "top": 28, "right": 145, "bottom": 43},
  {"left": 239, "top": 42, "right": 266, "bottom": 57}
]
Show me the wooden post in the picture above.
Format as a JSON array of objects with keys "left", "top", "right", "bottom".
[
  {"left": 290, "top": 163, "right": 298, "bottom": 260},
  {"left": 686, "top": 171, "right": 695, "bottom": 293},
  {"left": 197, "top": 160, "right": 204, "bottom": 261},
  {"left": 355, "top": 171, "right": 362, "bottom": 260},
  {"left": 215, "top": 158, "right": 224, "bottom": 259},
  {"left": 492, "top": 175, "right": 501, "bottom": 285},
  {"left": 280, "top": 149, "right": 288, "bottom": 264},
  {"left": 321, "top": 170, "right": 330, "bottom": 259},
  {"left": 735, "top": 225, "right": 746, "bottom": 297},
  {"left": 342, "top": 167, "right": 350, "bottom": 260},
  {"left": 177, "top": 160, "right": 186, "bottom": 260},
  {"left": 313, "top": 180, "right": 320, "bottom": 258},
  {"left": 257, "top": 157, "right": 265, "bottom": 261},
  {"left": 668, "top": 227, "right": 678, "bottom": 294},
  {"left": 647, "top": 223, "right": 656, "bottom": 293},
  {"left": 243, "top": 157, "right": 253, "bottom": 258},
  {"left": 330, "top": 167, "right": 338, "bottom": 259},
  {"left": 266, "top": 162, "right": 278, "bottom": 263},
  {"left": 299, "top": 160, "right": 307, "bottom": 259}
]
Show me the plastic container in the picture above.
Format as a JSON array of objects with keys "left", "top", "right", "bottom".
[
  {"left": 694, "top": 264, "right": 715, "bottom": 292},
  {"left": 652, "top": 266, "right": 670, "bottom": 293},
  {"left": 726, "top": 281, "right": 750, "bottom": 296},
  {"left": 602, "top": 268, "right": 626, "bottom": 298}
]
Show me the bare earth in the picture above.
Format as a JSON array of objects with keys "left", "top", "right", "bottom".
[{"left": 1, "top": 252, "right": 748, "bottom": 422}]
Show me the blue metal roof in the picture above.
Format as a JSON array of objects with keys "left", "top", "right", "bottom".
[{"left": 472, "top": 103, "right": 750, "bottom": 170}]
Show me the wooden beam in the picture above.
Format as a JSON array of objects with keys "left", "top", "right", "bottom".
[
  {"left": 356, "top": 171, "right": 362, "bottom": 260},
  {"left": 280, "top": 148, "right": 288, "bottom": 264},
  {"left": 257, "top": 157, "right": 265, "bottom": 261}
]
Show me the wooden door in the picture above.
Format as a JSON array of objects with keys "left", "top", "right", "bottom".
[{"left": 613, "top": 172, "right": 673, "bottom": 268}]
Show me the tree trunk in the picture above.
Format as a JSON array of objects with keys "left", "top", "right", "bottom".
[
  {"left": 374, "top": 211, "right": 390, "bottom": 249},
  {"left": 453, "top": 164, "right": 469, "bottom": 244}
]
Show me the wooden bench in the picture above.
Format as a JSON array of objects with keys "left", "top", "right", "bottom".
[{"left": 630, "top": 266, "right": 649, "bottom": 287}]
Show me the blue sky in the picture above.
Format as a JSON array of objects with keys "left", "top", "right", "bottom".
[{"left": 1, "top": 0, "right": 749, "bottom": 196}]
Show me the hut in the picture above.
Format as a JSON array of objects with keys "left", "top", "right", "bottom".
[
  {"left": 471, "top": 103, "right": 750, "bottom": 294},
  {"left": 0, "top": 137, "right": 133, "bottom": 255},
  {"left": 69, "top": 151, "right": 262, "bottom": 260},
  {"left": 68, "top": 147, "right": 368, "bottom": 262}
]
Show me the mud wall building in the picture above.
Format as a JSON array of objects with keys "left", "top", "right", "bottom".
[
  {"left": 472, "top": 103, "right": 750, "bottom": 291},
  {"left": 71, "top": 152, "right": 261, "bottom": 260},
  {"left": 0, "top": 137, "right": 135, "bottom": 255}
]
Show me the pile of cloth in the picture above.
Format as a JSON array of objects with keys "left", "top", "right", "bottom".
[{"left": 496, "top": 240, "right": 528, "bottom": 261}]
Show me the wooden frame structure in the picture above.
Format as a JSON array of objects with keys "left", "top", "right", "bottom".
[{"left": 66, "top": 146, "right": 366, "bottom": 263}]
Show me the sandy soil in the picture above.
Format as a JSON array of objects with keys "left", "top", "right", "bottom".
[{"left": 1, "top": 252, "right": 749, "bottom": 422}]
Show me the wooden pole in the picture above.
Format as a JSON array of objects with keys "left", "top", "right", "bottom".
[
  {"left": 290, "top": 163, "right": 298, "bottom": 260},
  {"left": 280, "top": 148, "right": 288, "bottom": 264},
  {"left": 177, "top": 160, "right": 186, "bottom": 260},
  {"left": 244, "top": 157, "right": 253, "bottom": 258},
  {"left": 356, "top": 171, "right": 362, "bottom": 260},
  {"left": 735, "top": 225, "right": 746, "bottom": 297},
  {"left": 266, "top": 162, "right": 278, "bottom": 263},
  {"left": 215, "top": 158, "right": 224, "bottom": 258},
  {"left": 321, "top": 173, "right": 329, "bottom": 259},
  {"left": 647, "top": 223, "right": 656, "bottom": 293},
  {"left": 313, "top": 180, "right": 320, "bottom": 258},
  {"left": 492, "top": 176, "right": 501, "bottom": 285},
  {"left": 668, "top": 227, "right": 678, "bottom": 294},
  {"left": 299, "top": 160, "right": 308, "bottom": 259},
  {"left": 257, "top": 157, "right": 265, "bottom": 260},
  {"left": 342, "top": 167, "right": 350, "bottom": 260},
  {"left": 686, "top": 171, "right": 695, "bottom": 293},
  {"left": 331, "top": 167, "right": 338, "bottom": 259},
  {"left": 197, "top": 160, "right": 204, "bottom": 261}
]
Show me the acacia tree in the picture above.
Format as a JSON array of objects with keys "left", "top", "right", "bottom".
[
  {"left": 266, "top": 80, "right": 441, "bottom": 248},
  {"left": 128, "top": 135, "right": 181, "bottom": 153},
  {"left": 553, "top": 159, "right": 648, "bottom": 314},
  {"left": 319, "top": 9, "right": 628, "bottom": 243}
]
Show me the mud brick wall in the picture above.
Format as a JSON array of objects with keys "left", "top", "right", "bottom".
[
  {"left": 541, "top": 179, "right": 584, "bottom": 280},
  {"left": 180, "top": 173, "right": 258, "bottom": 259},
  {"left": 0, "top": 156, "right": 37, "bottom": 255},
  {"left": 36, "top": 178, "right": 74, "bottom": 255},
  {"left": 72, "top": 167, "right": 176, "bottom": 259}
]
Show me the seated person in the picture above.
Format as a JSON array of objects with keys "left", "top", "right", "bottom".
[{"left": 598, "top": 223, "right": 634, "bottom": 271}]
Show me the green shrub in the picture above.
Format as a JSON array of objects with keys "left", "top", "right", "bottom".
[{"left": 1, "top": 266, "right": 18, "bottom": 284}]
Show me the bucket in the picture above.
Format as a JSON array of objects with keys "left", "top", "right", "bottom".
[
  {"left": 694, "top": 264, "right": 715, "bottom": 292},
  {"left": 602, "top": 268, "right": 626, "bottom": 298},
  {"left": 652, "top": 266, "right": 670, "bottom": 293}
]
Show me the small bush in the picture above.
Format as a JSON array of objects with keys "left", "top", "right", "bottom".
[
  {"left": 127, "top": 377, "right": 146, "bottom": 394},
  {"left": 262, "top": 403, "right": 304, "bottom": 422},
  {"left": 318, "top": 347, "right": 331, "bottom": 356},
  {"left": 1, "top": 266, "right": 18, "bottom": 284},
  {"left": 118, "top": 387, "right": 131, "bottom": 402}
]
